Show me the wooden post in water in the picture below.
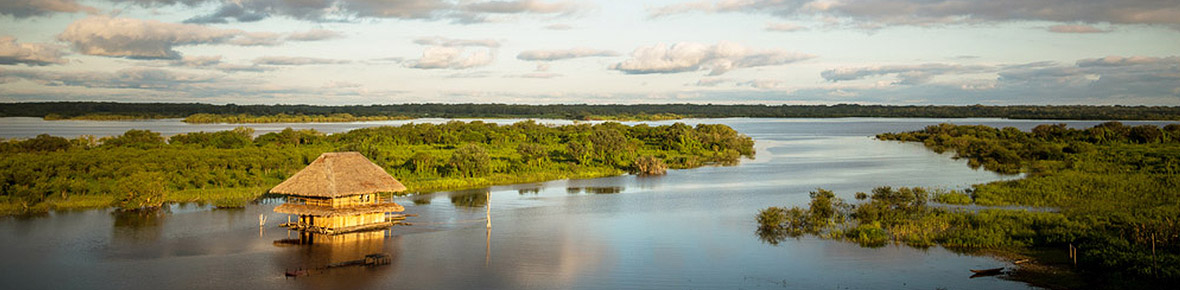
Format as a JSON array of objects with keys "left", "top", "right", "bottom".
[{"left": 486, "top": 191, "right": 492, "bottom": 229}]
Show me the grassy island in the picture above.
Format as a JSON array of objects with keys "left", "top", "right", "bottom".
[
  {"left": 0, "top": 121, "right": 754, "bottom": 215},
  {"left": 182, "top": 113, "right": 414, "bottom": 123},
  {"left": 757, "top": 122, "right": 1179, "bottom": 288}
]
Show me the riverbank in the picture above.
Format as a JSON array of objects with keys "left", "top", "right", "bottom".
[
  {"left": 0, "top": 121, "right": 754, "bottom": 216},
  {"left": 757, "top": 122, "right": 1180, "bottom": 288}
]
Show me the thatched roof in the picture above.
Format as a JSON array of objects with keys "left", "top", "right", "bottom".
[
  {"left": 270, "top": 152, "right": 406, "bottom": 197},
  {"left": 274, "top": 202, "right": 404, "bottom": 216}
]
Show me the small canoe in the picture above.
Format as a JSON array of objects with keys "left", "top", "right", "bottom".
[{"left": 970, "top": 268, "right": 1004, "bottom": 275}]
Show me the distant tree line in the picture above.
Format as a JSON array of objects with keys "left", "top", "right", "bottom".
[{"left": 2, "top": 102, "right": 1179, "bottom": 120}]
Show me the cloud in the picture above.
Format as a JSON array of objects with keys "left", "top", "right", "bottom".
[
  {"left": 1, "top": 67, "right": 221, "bottom": 89},
  {"left": 738, "top": 79, "right": 784, "bottom": 89},
  {"left": 58, "top": 16, "right": 249, "bottom": 59},
  {"left": 286, "top": 29, "right": 345, "bottom": 41},
  {"left": 410, "top": 47, "right": 494, "bottom": 69},
  {"left": 172, "top": 55, "right": 222, "bottom": 67},
  {"left": 253, "top": 56, "right": 351, "bottom": 65},
  {"left": 693, "top": 77, "right": 732, "bottom": 87},
  {"left": 142, "top": 0, "right": 585, "bottom": 24},
  {"left": 462, "top": 0, "right": 580, "bottom": 14},
  {"left": 1048, "top": 24, "right": 1110, "bottom": 33},
  {"left": 226, "top": 32, "right": 284, "bottom": 46},
  {"left": 0, "top": 0, "right": 97, "bottom": 18},
  {"left": 182, "top": 1, "right": 269, "bottom": 24},
  {"left": 822, "top": 63, "right": 995, "bottom": 85},
  {"left": 0, "top": 36, "right": 68, "bottom": 66},
  {"left": 1075, "top": 56, "right": 1180, "bottom": 67},
  {"left": 413, "top": 36, "right": 501, "bottom": 47},
  {"left": 510, "top": 72, "right": 562, "bottom": 78},
  {"left": 152, "top": 55, "right": 276, "bottom": 73},
  {"left": 649, "top": 0, "right": 1180, "bottom": 28},
  {"left": 610, "top": 41, "right": 814, "bottom": 76},
  {"left": 517, "top": 48, "right": 618, "bottom": 61},
  {"left": 544, "top": 24, "right": 572, "bottom": 30},
  {"left": 409, "top": 36, "right": 499, "bottom": 69},
  {"left": 766, "top": 22, "right": 807, "bottom": 32},
  {"left": 807, "top": 56, "right": 1180, "bottom": 104},
  {"left": 57, "top": 16, "right": 346, "bottom": 60}
]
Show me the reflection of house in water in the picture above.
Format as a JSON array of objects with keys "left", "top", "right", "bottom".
[
  {"left": 269, "top": 152, "right": 406, "bottom": 274},
  {"left": 274, "top": 231, "right": 392, "bottom": 265},
  {"left": 273, "top": 231, "right": 401, "bottom": 287}
]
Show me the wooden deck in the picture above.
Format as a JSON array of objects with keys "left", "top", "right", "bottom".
[{"left": 279, "top": 213, "right": 413, "bottom": 235}]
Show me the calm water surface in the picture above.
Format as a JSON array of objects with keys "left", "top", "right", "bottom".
[{"left": 4, "top": 118, "right": 1173, "bottom": 289}]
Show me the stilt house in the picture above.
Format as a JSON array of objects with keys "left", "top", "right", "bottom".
[{"left": 272, "top": 152, "right": 406, "bottom": 234}]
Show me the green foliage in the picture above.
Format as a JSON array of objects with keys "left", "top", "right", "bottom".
[
  {"left": 114, "top": 171, "right": 167, "bottom": 210},
  {"left": 184, "top": 113, "right": 412, "bottom": 123},
  {"left": 169, "top": 127, "right": 254, "bottom": 149},
  {"left": 870, "top": 122, "right": 1180, "bottom": 285},
  {"left": 931, "top": 189, "right": 972, "bottom": 205},
  {"left": 448, "top": 144, "right": 491, "bottom": 178},
  {"left": 0, "top": 134, "right": 71, "bottom": 153},
  {"left": 1, "top": 121, "right": 755, "bottom": 215},
  {"left": 101, "top": 129, "right": 164, "bottom": 149}
]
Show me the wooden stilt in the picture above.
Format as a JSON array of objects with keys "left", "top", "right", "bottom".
[{"left": 486, "top": 191, "right": 492, "bottom": 229}]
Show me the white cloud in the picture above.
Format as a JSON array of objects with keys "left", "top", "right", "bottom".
[
  {"left": 253, "top": 56, "right": 352, "bottom": 65},
  {"left": 693, "top": 77, "right": 732, "bottom": 87},
  {"left": 410, "top": 47, "right": 494, "bottom": 69},
  {"left": 0, "top": 0, "right": 97, "bottom": 18},
  {"left": 0, "top": 67, "right": 221, "bottom": 89},
  {"left": 0, "top": 36, "right": 68, "bottom": 66},
  {"left": 413, "top": 36, "right": 501, "bottom": 48},
  {"left": 650, "top": 0, "right": 1180, "bottom": 28},
  {"left": 58, "top": 16, "right": 248, "bottom": 59},
  {"left": 517, "top": 48, "right": 618, "bottom": 61},
  {"left": 286, "top": 29, "right": 345, "bottom": 41},
  {"left": 140, "top": 0, "right": 586, "bottom": 24},
  {"left": 510, "top": 72, "right": 562, "bottom": 79},
  {"left": 57, "top": 16, "right": 346, "bottom": 59},
  {"left": 610, "top": 41, "right": 814, "bottom": 76},
  {"left": 409, "top": 36, "right": 499, "bottom": 69},
  {"left": 821, "top": 64, "right": 995, "bottom": 85},
  {"left": 1048, "top": 24, "right": 1110, "bottom": 33},
  {"left": 765, "top": 22, "right": 807, "bottom": 32},
  {"left": 544, "top": 24, "right": 573, "bottom": 30}
]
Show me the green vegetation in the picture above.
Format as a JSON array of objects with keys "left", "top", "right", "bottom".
[
  {"left": 759, "top": 122, "right": 1180, "bottom": 287},
  {"left": 0, "top": 120, "right": 753, "bottom": 215},
  {"left": 183, "top": 113, "right": 413, "bottom": 123},
  {"left": 43, "top": 113, "right": 171, "bottom": 121},
  {"left": 582, "top": 113, "right": 686, "bottom": 121},
  {"left": 4, "top": 101, "right": 1180, "bottom": 121}
]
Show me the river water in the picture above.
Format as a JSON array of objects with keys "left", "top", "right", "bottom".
[{"left": 3, "top": 117, "right": 1173, "bottom": 289}]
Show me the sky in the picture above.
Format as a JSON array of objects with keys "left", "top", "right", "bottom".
[{"left": 1, "top": 0, "right": 1178, "bottom": 105}]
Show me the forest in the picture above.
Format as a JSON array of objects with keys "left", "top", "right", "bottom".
[
  {"left": 4, "top": 102, "right": 1180, "bottom": 121},
  {"left": 758, "top": 122, "right": 1179, "bottom": 288},
  {"left": 0, "top": 121, "right": 754, "bottom": 215}
]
